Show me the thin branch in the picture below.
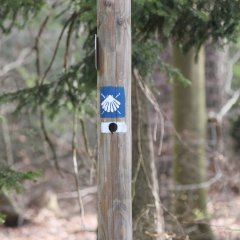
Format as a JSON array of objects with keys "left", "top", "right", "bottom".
[
  {"left": 133, "top": 69, "right": 224, "bottom": 193},
  {"left": 0, "top": 48, "right": 32, "bottom": 76},
  {"left": 171, "top": 171, "right": 222, "bottom": 191},
  {"left": 72, "top": 228, "right": 97, "bottom": 234},
  {"left": 63, "top": 13, "right": 77, "bottom": 71},
  {"left": 41, "top": 14, "right": 75, "bottom": 82},
  {"left": 217, "top": 89, "right": 240, "bottom": 121},
  {"left": 40, "top": 111, "right": 63, "bottom": 176},
  {"left": 34, "top": 16, "right": 49, "bottom": 78},
  {"left": 153, "top": 113, "right": 158, "bottom": 142},
  {"left": 133, "top": 68, "right": 165, "bottom": 156},
  {"left": 132, "top": 75, "right": 145, "bottom": 201},
  {"left": 79, "top": 118, "right": 94, "bottom": 160},
  {"left": 72, "top": 109, "right": 85, "bottom": 227},
  {"left": 79, "top": 117, "right": 96, "bottom": 184},
  {"left": 57, "top": 186, "right": 97, "bottom": 200},
  {"left": 225, "top": 50, "right": 240, "bottom": 94},
  {"left": 132, "top": 72, "right": 165, "bottom": 238}
]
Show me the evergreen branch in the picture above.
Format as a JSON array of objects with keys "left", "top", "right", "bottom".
[
  {"left": 159, "top": 61, "right": 191, "bottom": 86},
  {"left": 0, "top": 84, "right": 52, "bottom": 109},
  {"left": 0, "top": 165, "right": 41, "bottom": 192}
]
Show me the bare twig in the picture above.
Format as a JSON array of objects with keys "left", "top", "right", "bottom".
[
  {"left": 79, "top": 118, "right": 96, "bottom": 184},
  {"left": 35, "top": 16, "right": 49, "bottom": 78},
  {"left": 57, "top": 186, "right": 97, "bottom": 200},
  {"left": 72, "top": 228, "right": 97, "bottom": 234},
  {"left": 132, "top": 72, "right": 165, "bottom": 238},
  {"left": 40, "top": 110, "right": 63, "bottom": 175},
  {"left": 217, "top": 89, "right": 240, "bottom": 121},
  {"left": 0, "top": 48, "right": 32, "bottom": 76},
  {"left": 133, "top": 68, "right": 165, "bottom": 156},
  {"left": 133, "top": 69, "right": 223, "bottom": 193},
  {"left": 171, "top": 171, "right": 223, "bottom": 191},
  {"left": 63, "top": 13, "right": 77, "bottom": 71},
  {"left": 160, "top": 203, "right": 186, "bottom": 237},
  {"left": 153, "top": 113, "right": 158, "bottom": 142},
  {"left": 132, "top": 75, "right": 146, "bottom": 201},
  {"left": 42, "top": 14, "right": 75, "bottom": 82},
  {"left": 72, "top": 109, "right": 85, "bottom": 227},
  {"left": 225, "top": 50, "right": 240, "bottom": 94},
  {"left": 79, "top": 118, "right": 94, "bottom": 160}
]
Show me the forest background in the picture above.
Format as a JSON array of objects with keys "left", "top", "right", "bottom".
[{"left": 0, "top": 1, "right": 240, "bottom": 240}]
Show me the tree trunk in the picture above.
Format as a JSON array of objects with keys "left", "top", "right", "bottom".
[
  {"left": 205, "top": 43, "right": 228, "bottom": 111},
  {"left": 132, "top": 71, "right": 165, "bottom": 240},
  {"left": 172, "top": 46, "right": 215, "bottom": 240},
  {"left": 205, "top": 43, "right": 229, "bottom": 151}
]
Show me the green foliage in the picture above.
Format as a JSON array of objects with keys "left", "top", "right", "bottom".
[
  {"left": 0, "top": 62, "right": 95, "bottom": 119},
  {"left": 0, "top": 0, "right": 45, "bottom": 33},
  {"left": 0, "top": 213, "right": 5, "bottom": 224},
  {"left": 1, "top": 0, "right": 240, "bottom": 116},
  {"left": 133, "top": 0, "right": 240, "bottom": 52},
  {"left": 133, "top": 39, "right": 160, "bottom": 77},
  {"left": 0, "top": 164, "right": 41, "bottom": 192},
  {"left": 0, "top": 0, "right": 97, "bottom": 118},
  {"left": 160, "top": 61, "right": 191, "bottom": 86},
  {"left": 0, "top": 164, "right": 41, "bottom": 223},
  {"left": 171, "top": 0, "right": 240, "bottom": 52}
]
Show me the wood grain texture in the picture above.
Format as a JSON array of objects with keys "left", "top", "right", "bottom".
[{"left": 97, "top": 0, "right": 132, "bottom": 239}]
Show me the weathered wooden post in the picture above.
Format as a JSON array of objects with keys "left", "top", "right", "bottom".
[{"left": 96, "top": 0, "right": 132, "bottom": 239}]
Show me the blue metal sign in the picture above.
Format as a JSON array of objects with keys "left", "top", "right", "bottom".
[{"left": 100, "top": 86, "right": 125, "bottom": 118}]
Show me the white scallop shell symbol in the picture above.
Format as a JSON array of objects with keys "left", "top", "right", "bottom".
[{"left": 101, "top": 95, "right": 121, "bottom": 113}]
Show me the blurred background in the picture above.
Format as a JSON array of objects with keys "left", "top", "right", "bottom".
[{"left": 0, "top": 1, "right": 240, "bottom": 240}]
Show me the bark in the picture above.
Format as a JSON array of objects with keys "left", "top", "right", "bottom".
[
  {"left": 132, "top": 72, "right": 165, "bottom": 240},
  {"left": 97, "top": 0, "right": 132, "bottom": 239},
  {"left": 172, "top": 46, "right": 215, "bottom": 240},
  {"left": 205, "top": 43, "right": 228, "bottom": 111},
  {"left": 205, "top": 43, "right": 229, "bottom": 151}
]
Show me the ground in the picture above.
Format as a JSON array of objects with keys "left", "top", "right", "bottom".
[
  {"left": 0, "top": 163, "right": 240, "bottom": 240},
  {"left": 0, "top": 209, "right": 97, "bottom": 240}
]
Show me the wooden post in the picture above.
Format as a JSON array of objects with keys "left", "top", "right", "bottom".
[{"left": 97, "top": 0, "right": 132, "bottom": 239}]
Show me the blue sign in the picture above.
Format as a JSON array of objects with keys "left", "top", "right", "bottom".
[{"left": 100, "top": 86, "right": 125, "bottom": 118}]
